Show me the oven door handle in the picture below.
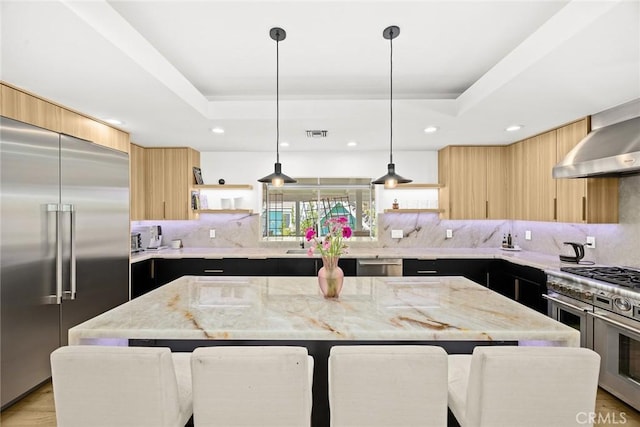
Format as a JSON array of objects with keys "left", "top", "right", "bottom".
[
  {"left": 542, "top": 294, "right": 590, "bottom": 312},
  {"left": 589, "top": 311, "right": 640, "bottom": 336}
]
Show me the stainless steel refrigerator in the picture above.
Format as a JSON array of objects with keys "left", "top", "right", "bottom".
[{"left": 1, "top": 116, "right": 130, "bottom": 408}]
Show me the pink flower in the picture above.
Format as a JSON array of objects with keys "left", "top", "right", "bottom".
[
  {"left": 305, "top": 228, "right": 316, "bottom": 241},
  {"left": 305, "top": 216, "right": 352, "bottom": 258}
]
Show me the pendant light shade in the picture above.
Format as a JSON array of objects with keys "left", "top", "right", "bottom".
[
  {"left": 372, "top": 25, "right": 412, "bottom": 189},
  {"left": 258, "top": 27, "right": 296, "bottom": 186}
]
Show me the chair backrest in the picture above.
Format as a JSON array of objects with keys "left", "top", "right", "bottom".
[
  {"left": 191, "top": 346, "right": 313, "bottom": 427},
  {"left": 466, "top": 346, "right": 601, "bottom": 427},
  {"left": 50, "top": 345, "right": 185, "bottom": 427},
  {"left": 329, "top": 345, "right": 448, "bottom": 427}
]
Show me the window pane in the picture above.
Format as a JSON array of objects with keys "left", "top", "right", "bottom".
[{"left": 261, "top": 178, "right": 375, "bottom": 240}]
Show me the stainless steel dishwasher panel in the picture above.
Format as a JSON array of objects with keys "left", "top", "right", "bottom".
[{"left": 356, "top": 258, "right": 403, "bottom": 276}]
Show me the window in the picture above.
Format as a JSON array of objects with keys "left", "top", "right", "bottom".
[{"left": 261, "top": 178, "right": 376, "bottom": 240}]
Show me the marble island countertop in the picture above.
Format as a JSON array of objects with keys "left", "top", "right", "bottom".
[
  {"left": 69, "top": 275, "right": 579, "bottom": 346},
  {"left": 131, "top": 246, "right": 570, "bottom": 273}
]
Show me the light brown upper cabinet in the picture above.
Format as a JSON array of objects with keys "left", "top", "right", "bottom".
[
  {"left": 555, "top": 118, "right": 618, "bottom": 223},
  {"left": 144, "top": 147, "right": 200, "bottom": 220},
  {"left": 507, "top": 141, "right": 524, "bottom": 220},
  {"left": 521, "top": 130, "right": 557, "bottom": 222},
  {"left": 1, "top": 82, "right": 129, "bottom": 153},
  {"left": 130, "top": 143, "right": 146, "bottom": 221},
  {"left": 440, "top": 118, "right": 619, "bottom": 223},
  {"left": 439, "top": 146, "right": 508, "bottom": 219},
  {"left": 60, "top": 109, "right": 129, "bottom": 153},
  {"left": 1, "top": 83, "right": 61, "bottom": 131}
]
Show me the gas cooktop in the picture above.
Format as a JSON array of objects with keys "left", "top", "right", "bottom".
[{"left": 560, "top": 266, "right": 640, "bottom": 289}]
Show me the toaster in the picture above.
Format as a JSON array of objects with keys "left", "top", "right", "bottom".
[{"left": 130, "top": 232, "right": 143, "bottom": 253}]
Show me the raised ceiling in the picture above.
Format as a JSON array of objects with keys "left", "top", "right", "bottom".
[{"left": 1, "top": 0, "right": 639, "bottom": 153}]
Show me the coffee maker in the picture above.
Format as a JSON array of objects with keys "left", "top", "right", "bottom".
[{"left": 148, "top": 225, "right": 163, "bottom": 249}]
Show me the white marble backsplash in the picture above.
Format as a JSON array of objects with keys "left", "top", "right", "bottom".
[{"left": 132, "top": 175, "right": 640, "bottom": 269}]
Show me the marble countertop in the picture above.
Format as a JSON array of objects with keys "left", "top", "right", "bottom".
[
  {"left": 131, "top": 246, "right": 568, "bottom": 273},
  {"left": 69, "top": 275, "right": 579, "bottom": 346}
]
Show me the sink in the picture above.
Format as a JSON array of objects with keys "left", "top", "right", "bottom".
[{"left": 285, "top": 249, "right": 309, "bottom": 254}]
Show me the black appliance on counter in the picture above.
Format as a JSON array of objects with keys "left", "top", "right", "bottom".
[{"left": 559, "top": 242, "right": 586, "bottom": 263}]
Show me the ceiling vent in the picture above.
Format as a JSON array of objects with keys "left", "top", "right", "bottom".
[{"left": 306, "top": 130, "right": 328, "bottom": 138}]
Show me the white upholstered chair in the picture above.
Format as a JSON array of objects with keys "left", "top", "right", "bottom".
[
  {"left": 328, "top": 345, "right": 448, "bottom": 427},
  {"left": 191, "top": 346, "right": 314, "bottom": 427},
  {"left": 50, "top": 345, "right": 192, "bottom": 427},
  {"left": 448, "top": 346, "right": 601, "bottom": 427}
]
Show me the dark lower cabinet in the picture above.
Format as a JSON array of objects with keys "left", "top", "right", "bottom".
[
  {"left": 488, "top": 260, "right": 547, "bottom": 314},
  {"left": 131, "top": 257, "right": 358, "bottom": 298},
  {"left": 275, "top": 258, "right": 318, "bottom": 276},
  {"left": 132, "top": 256, "right": 546, "bottom": 314},
  {"left": 274, "top": 258, "right": 357, "bottom": 277},
  {"left": 402, "top": 258, "right": 491, "bottom": 286},
  {"left": 131, "top": 259, "right": 155, "bottom": 299}
]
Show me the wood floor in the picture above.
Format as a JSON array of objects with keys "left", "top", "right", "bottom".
[{"left": 1, "top": 380, "right": 639, "bottom": 426}]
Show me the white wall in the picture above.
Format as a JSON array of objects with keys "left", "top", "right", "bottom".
[{"left": 200, "top": 150, "right": 439, "bottom": 212}]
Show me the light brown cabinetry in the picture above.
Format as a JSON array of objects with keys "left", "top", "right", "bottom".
[
  {"left": 1, "top": 83, "right": 129, "bottom": 153},
  {"left": 521, "top": 130, "right": 557, "bottom": 222},
  {"left": 507, "top": 141, "right": 524, "bottom": 220},
  {"left": 440, "top": 118, "right": 619, "bottom": 223},
  {"left": 60, "top": 109, "right": 129, "bottom": 153},
  {"left": 439, "top": 146, "right": 508, "bottom": 219},
  {"left": 144, "top": 147, "right": 200, "bottom": 220},
  {"left": 1, "top": 84, "right": 61, "bottom": 131},
  {"left": 130, "top": 143, "right": 146, "bottom": 220},
  {"left": 556, "top": 118, "right": 618, "bottom": 223}
]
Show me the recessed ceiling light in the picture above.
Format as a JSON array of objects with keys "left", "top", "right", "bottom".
[
  {"left": 347, "top": 141, "right": 357, "bottom": 147},
  {"left": 211, "top": 127, "right": 225, "bottom": 134},
  {"left": 105, "top": 118, "right": 124, "bottom": 125},
  {"left": 280, "top": 141, "right": 289, "bottom": 147},
  {"left": 424, "top": 126, "right": 438, "bottom": 133},
  {"left": 506, "top": 125, "right": 523, "bottom": 132}
]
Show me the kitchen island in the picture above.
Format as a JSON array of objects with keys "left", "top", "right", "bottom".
[
  {"left": 70, "top": 275, "right": 577, "bottom": 345},
  {"left": 70, "top": 276, "right": 578, "bottom": 426}
]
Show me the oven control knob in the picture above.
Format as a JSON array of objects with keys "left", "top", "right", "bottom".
[
  {"left": 582, "top": 291, "right": 593, "bottom": 300},
  {"left": 614, "top": 297, "right": 632, "bottom": 312}
]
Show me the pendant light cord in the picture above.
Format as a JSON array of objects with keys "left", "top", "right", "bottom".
[
  {"left": 276, "top": 34, "right": 280, "bottom": 164},
  {"left": 389, "top": 28, "right": 393, "bottom": 165}
]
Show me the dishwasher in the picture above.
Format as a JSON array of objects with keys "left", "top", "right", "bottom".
[{"left": 356, "top": 258, "right": 403, "bottom": 276}]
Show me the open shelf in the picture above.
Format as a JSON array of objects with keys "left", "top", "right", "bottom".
[
  {"left": 192, "top": 184, "right": 253, "bottom": 190},
  {"left": 383, "top": 208, "right": 443, "bottom": 213},
  {"left": 194, "top": 209, "right": 253, "bottom": 214},
  {"left": 391, "top": 183, "right": 442, "bottom": 189}
]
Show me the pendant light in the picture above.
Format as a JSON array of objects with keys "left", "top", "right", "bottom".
[
  {"left": 258, "top": 27, "right": 296, "bottom": 186},
  {"left": 372, "top": 25, "right": 412, "bottom": 188}
]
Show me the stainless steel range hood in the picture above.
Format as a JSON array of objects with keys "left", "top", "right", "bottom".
[{"left": 553, "top": 100, "right": 640, "bottom": 179}]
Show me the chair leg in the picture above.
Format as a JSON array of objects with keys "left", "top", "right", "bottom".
[{"left": 447, "top": 408, "right": 461, "bottom": 427}]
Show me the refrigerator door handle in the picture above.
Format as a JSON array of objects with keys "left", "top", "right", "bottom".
[
  {"left": 62, "top": 204, "right": 77, "bottom": 300},
  {"left": 44, "top": 203, "right": 63, "bottom": 304}
]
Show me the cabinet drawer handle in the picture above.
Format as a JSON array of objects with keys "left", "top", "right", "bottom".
[
  {"left": 582, "top": 196, "right": 586, "bottom": 221},
  {"left": 204, "top": 269, "right": 224, "bottom": 273},
  {"left": 417, "top": 270, "right": 438, "bottom": 274}
]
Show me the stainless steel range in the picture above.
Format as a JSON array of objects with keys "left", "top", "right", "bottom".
[{"left": 546, "top": 266, "right": 640, "bottom": 411}]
